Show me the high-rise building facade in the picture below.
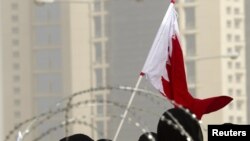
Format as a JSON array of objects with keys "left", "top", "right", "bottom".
[
  {"left": 1, "top": 0, "right": 109, "bottom": 140},
  {"left": 176, "top": 0, "right": 247, "bottom": 140},
  {"left": 245, "top": 0, "right": 250, "bottom": 124},
  {"left": 107, "top": 0, "right": 171, "bottom": 140},
  {"left": 0, "top": 0, "right": 4, "bottom": 140}
]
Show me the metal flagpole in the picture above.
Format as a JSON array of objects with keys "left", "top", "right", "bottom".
[
  {"left": 113, "top": 75, "right": 143, "bottom": 141},
  {"left": 113, "top": 1, "right": 176, "bottom": 140}
]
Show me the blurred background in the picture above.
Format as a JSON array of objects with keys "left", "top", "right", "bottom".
[{"left": 0, "top": 0, "right": 249, "bottom": 141}]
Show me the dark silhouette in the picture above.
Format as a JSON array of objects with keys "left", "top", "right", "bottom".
[
  {"left": 59, "top": 133, "right": 94, "bottom": 141},
  {"left": 157, "top": 108, "right": 203, "bottom": 141},
  {"left": 97, "top": 139, "right": 112, "bottom": 141},
  {"left": 138, "top": 132, "right": 157, "bottom": 141}
]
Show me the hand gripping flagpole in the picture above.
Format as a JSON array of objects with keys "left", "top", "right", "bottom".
[{"left": 113, "top": 75, "right": 143, "bottom": 141}]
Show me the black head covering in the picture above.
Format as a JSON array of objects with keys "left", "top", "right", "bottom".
[
  {"left": 157, "top": 108, "right": 203, "bottom": 141},
  {"left": 59, "top": 133, "right": 94, "bottom": 141},
  {"left": 97, "top": 139, "right": 112, "bottom": 141},
  {"left": 138, "top": 132, "right": 157, "bottom": 141}
]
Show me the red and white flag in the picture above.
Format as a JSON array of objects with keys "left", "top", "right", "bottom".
[
  {"left": 140, "top": 2, "right": 178, "bottom": 96},
  {"left": 141, "top": 1, "right": 233, "bottom": 119}
]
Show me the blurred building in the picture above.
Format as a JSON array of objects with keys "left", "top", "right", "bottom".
[
  {"left": 0, "top": 0, "right": 4, "bottom": 140},
  {"left": 108, "top": 0, "right": 247, "bottom": 140},
  {"left": 1, "top": 0, "right": 109, "bottom": 141},
  {"left": 176, "top": 0, "right": 247, "bottom": 139},
  {"left": 107, "top": 0, "right": 171, "bottom": 140},
  {"left": 245, "top": 0, "right": 250, "bottom": 124}
]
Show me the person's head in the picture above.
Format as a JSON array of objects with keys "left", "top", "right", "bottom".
[
  {"left": 59, "top": 133, "right": 93, "bottom": 141},
  {"left": 157, "top": 108, "right": 203, "bottom": 141},
  {"left": 138, "top": 132, "right": 157, "bottom": 141}
]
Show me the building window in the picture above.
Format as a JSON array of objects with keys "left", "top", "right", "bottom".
[
  {"left": 226, "top": 20, "right": 231, "bottom": 28},
  {"left": 11, "top": 3, "right": 19, "bottom": 10},
  {"left": 228, "top": 88, "right": 233, "bottom": 96},
  {"left": 235, "top": 62, "right": 241, "bottom": 69},
  {"left": 94, "top": 42, "right": 102, "bottom": 63},
  {"left": 235, "top": 18, "right": 241, "bottom": 29},
  {"left": 95, "top": 68, "right": 103, "bottom": 87},
  {"left": 235, "top": 47, "right": 241, "bottom": 54},
  {"left": 235, "top": 35, "right": 240, "bottom": 42},
  {"left": 12, "top": 39, "right": 19, "bottom": 46},
  {"left": 185, "top": 34, "right": 196, "bottom": 56},
  {"left": 234, "top": 8, "right": 240, "bottom": 14},
  {"left": 236, "top": 100, "right": 243, "bottom": 110},
  {"left": 34, "top": 26, "right": 61, "bottom": 46},
  {"left": 237, "top": 117, "right": 242, "bottom": 123},
  {"left": 94, "top": 16, "right": 102, "bottom": 38},
  {"left": 227, "top": 34, "right": 232, "bottom": 41},
  {"left": 186, "top": 61, "right": 196, "bottom": 84},
  {"left": 14, "top": 111, "right": 21, "bottom": 118},
  {"left": 96, "top": 120, "right": 104, "bottom": 138},
  {"left": 235, "top": 73, "right": 242, "bottom": 83},
  {"left": 13, "top": 63, "right": 20, "bottom": 70},
  {"left": 236, "top": 89, "right": 241, "bottom": 96},
  {"left": 13, "top": 75, "right": 20, "bottom": 82},
  {"left": 227, "top": 48, "right": 232, "bottom": 53},
  {"left": 35, "top": 73, "right": 62, "bottom": 94},
  {"left": 34, "top": 49, "right": 61, "bottom": 70},
  {"left": 226, "top": 7, "right": 231, "bottom": 14},
  {"left": 12, "top": 27, "right": 19, "bottom": 34},
  {"left": 11, "top": 15, "right": 19, "bottom": 22},
  {"left": 235, "top": 45, "right": 242, "bottom": 51},
  {"left": 14, "top": 87, "right": 20, "bottom": 94},
  {"left": 34, "top": 3, "right": 60, "bottom": 22},
  {"left": 228, "top": 75, "right": 232, "bottom": 83},
  {"left": 235, "top": 46, "right": 241, "bottom": 54},
  {"left": 96, "top": 95, "right": 104, "bottom": 116},
  {"left": 229, "top": 116, "right": 234, "bottom": 123},
  {"left": 13, "top": 51, "right": 20, "bottom": 58},
  {"left": 184, "top": 7, "right": 195, "bottom": 29},
  {"left": 94, "top": 0, "right": 101, "bottom": 12},
  {"left": 14, "top": 99, "right": 21, "bottom": 106},
  {"left": 104, "top": 0, "right": 109, "bottom": 11}
]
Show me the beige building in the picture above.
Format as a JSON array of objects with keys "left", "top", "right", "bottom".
[
  {"left": 245, "top": 0, "right": 250, "bottom": 124},
  {"left": 1, "top": 0, "right": 109, "bottom": 141},
  {"left": 0, "top": 0, "right": 4, "bottom": 140},
  {"left": 176, "top": 0, "right": 247, "bottom": 139}
]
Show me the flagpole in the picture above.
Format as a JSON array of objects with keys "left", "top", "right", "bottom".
[
  {"left": 113, "top": 75, "right": 143, "bottom": 141},
  {"left": 113, "top": 1, "right": 175, "bottom": 140}
]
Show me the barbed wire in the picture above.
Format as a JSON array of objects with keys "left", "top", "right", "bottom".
[
  {"left": 5, "top": 86, "right": 205, "bottom": 141},
  {"left": 32, "top": 114, "right": 153, "bottom": 141}
]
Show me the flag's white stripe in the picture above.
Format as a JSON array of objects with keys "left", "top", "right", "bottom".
[
  {"left": 141, "top": 3, "right": 178, "bottom": 93},
  {"left": 142, "top": 4, "right": 174, "bottom": 75}
]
